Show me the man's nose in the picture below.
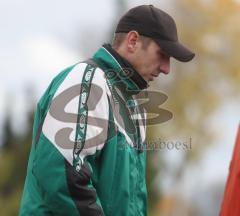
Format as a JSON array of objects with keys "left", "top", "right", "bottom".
[{"left": 159, "top": 58, "right": 170, "bottom": 74}]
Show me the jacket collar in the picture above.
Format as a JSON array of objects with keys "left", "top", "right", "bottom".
[{"left": 92, "top": 44, "right": 148, "bottom": 94}]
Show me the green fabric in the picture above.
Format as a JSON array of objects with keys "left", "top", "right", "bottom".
[
  {"left": 20, "top": 64, "right": 79, "bottom": 215},
  {"left": 20, "top": 133, "right": 80, "bottom": 216}
]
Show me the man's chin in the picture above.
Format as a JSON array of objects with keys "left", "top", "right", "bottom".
[{"left": 148, "top": 77, "right": 154, "bottom": 82}]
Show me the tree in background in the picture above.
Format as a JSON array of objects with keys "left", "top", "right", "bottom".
[
  {"left": 148, "top": 0, "right": 240, "bottom": 215},
  {"left": 0, "top": 93, "right": 34, "bottom": 215}
]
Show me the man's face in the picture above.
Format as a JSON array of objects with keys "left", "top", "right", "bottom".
[{"left": 131, "top": 39, "right": 170, "bottom": 82}]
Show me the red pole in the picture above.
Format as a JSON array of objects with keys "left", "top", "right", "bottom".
[{"left": 220, "top": 125, "right": 240, "bottom": 216}]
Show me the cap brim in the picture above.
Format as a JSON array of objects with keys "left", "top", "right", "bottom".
[{"left": 154, "top": 39, "right": 195, "bottom": 62}]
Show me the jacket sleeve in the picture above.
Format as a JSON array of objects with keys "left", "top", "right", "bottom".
[
  {"left": 39, "top": 63, "right": 109, "bottom": 215},
  {"left": 67, "top": 64, "right": 109, "bottom": 215}
]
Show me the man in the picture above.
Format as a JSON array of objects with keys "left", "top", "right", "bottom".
[{"left": 20, "top": 5, "right": 194, "bottom": 216}]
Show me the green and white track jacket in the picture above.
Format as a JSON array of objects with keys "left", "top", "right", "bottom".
[{"left": 20, "top": 44, "right": 148, "bottom": 216}]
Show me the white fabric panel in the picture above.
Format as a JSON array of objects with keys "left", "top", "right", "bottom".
[{"left": 42, "top": 63, "right": 109, "bottom": 165}]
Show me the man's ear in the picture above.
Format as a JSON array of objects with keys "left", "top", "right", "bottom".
[{"left": 126, "top": 31, "right": 140, "bottom": 53}]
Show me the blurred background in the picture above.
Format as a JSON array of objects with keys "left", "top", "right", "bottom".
[{"left": 0, "top": 0, "right": 239, "bottom": 215}]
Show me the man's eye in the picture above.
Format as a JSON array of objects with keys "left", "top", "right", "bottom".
[
  {"left": 159, "top": 52, "right": 170, "bottom": 60},
  {"left": 158, "top": 51, "right": 164, "bottom": 58}
]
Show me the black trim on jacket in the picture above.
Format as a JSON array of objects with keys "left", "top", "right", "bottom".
[{"left": 65, "top": 160, "right": 104, "bottom": 216}]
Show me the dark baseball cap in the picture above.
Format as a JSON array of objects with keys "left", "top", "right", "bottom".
[{"left": 115, "top": 5, "right": 195, "bottom": 62}]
